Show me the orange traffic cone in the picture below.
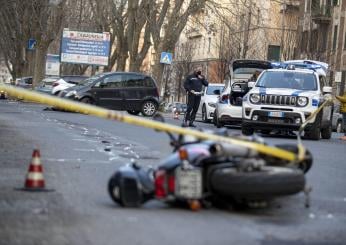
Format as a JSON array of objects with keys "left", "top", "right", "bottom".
[
  {"left": 173, "top": 110, "right": 179, "bottom": 120},
  {"left": 21, "top": 149, "right": 53, "bottom": 192}
]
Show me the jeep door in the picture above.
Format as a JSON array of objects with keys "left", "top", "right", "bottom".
[{"left": 91, "top": 74, "right": 124, "bottom": 110}]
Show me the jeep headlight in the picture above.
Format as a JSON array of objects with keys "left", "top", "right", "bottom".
[
  {"left": 65, "top": 90, "right": 77, "bottom": 97},
  {"left": 250, "top": 93, "right": 260, "bottom": 104},
  {"left": 297, "top": 96, "right": 308, "bottom": 107}
]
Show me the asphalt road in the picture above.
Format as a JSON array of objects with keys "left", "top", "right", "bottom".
[{"left": 0, "top": 100, "right": 345, "bottom": 245}]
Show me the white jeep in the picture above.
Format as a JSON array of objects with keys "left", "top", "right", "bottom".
[{"left": 242, "top": 64, "right": 333, "bottom": 140}]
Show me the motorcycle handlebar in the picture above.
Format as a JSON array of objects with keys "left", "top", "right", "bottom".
[{"left": 209, "top": 143, "right": 258, "bottom": 158}]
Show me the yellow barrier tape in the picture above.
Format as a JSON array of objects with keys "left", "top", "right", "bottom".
[{"left": 0, "top": 84, "right": 314, "bottom": 162}]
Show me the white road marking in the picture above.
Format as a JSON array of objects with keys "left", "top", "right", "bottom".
[
  {"left": 72, "top": 138, "right": 99, "bottom": 143},
  {"left": 73, "top": 148, "right": 96, "bottom": 152}
]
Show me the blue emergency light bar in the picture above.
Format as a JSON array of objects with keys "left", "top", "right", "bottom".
[{"left": 273, "top": 62, "right": 322, "bottom": 71}]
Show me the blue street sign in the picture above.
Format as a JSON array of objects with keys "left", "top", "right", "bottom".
[
  {"left": 160, "top": 52, "right": 173, "bottom": 65},
  {"left": 28, "top": 38, "right": 36, "bottom": 50}
]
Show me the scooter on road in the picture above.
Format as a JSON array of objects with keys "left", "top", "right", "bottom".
[{"left": 108, "top": 116, "right": 312, "bottom": 210}]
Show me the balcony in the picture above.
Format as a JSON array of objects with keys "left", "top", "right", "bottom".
[
  {"left": 280, "top": 0, "right": 300, "bottom": 13},
  {"left": 312, "top": 4, "right": 332, "bottom": 24}
]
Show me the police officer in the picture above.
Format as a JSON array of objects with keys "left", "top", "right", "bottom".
[{"left": 182, "top": 68, "right": 208, "bottom": 127}]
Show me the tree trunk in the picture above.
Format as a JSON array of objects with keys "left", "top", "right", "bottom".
[
  {"left": 129, "top": 60, "right": 141, "bottom": 72},
  {"left": 116, "top": 53, "right": 128, "bottom": 71},
  {"left": 33, "top": 45, "right": 48, "bottom": 87},
  {"left": 152, "top": 53, "right": 164, "bottom": 91},
  {"left": 24, "top": 50, "right": 35, "bottom": 77}
]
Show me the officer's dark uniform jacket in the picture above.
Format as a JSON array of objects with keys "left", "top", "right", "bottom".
[
  {"left": 183, "top": 74, "right": 208, "bottom": 93},
  {"left": 183, "top": 73, "right": 208, "bottom": 125}
]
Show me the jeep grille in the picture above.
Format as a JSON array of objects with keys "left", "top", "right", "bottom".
[{"left": 260, "top": 94, "right": 297, "bottom": 106}]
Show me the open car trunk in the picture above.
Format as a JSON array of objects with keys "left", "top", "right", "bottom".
[{"left": 229, "top": 60, "right": 273, "bottom": 106}]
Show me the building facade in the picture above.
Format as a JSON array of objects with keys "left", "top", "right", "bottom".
[
  {"left": 296, "top": 0, "right": 345, "bottom": 94},
  {"left": 174, "top": 0, "right": 300, "bottom": 83}
]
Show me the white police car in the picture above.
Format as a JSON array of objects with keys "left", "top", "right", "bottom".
[
  {"left": 213, "top": 59, "right": 274, "bottom": 128},
  {"left": 241, "top": 63, "right": 333, "bottom": 140},
  {"left": 196, "top": 83, "right": 224, "bottom": 122}
]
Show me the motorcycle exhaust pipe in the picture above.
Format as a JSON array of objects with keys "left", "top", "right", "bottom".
[{"left": 209, "top": 143, "right": 258, "bottom": 158}]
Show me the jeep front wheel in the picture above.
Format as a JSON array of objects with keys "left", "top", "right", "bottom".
[{"left": 305, "top": 113, "right": 321, "bottom": 140}]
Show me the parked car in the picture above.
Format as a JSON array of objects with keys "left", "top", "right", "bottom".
[
  {"left": 61, "top": 72, "right": 160, "bottom": 116},
  {"left": 35, "top": 77, "right": 60, "bottom": 94},
  {"left": 16, "top": 77, "right": 33, "bottom": 89},
  {"left": 213, "top": 59, "right": 273, "bottom": 128},
  {"left": 196, "top": 83, "right": 224, "bottom": 122},
  {"left": 51, "top": 75, "right": 89, "bottom": 95},
  {"left": 332, "top": 104, "right": 344, "bottom": 133}
]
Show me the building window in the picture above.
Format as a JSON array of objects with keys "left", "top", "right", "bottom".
[
  {"left": 333, "top": 25, "right": 338, "bottom": 50},
  {"left": 311, "top": 0, "right": 319, "bottom": 13},
  {"left": 344, "top": 32, "right": 346, "bottom": 49},
  {"left": 267, "top": 45, "right": 281, "bottom": 61},
  {"left": 301, "top": 31, "right": 308, "bottom": 52},
  {"left": 310, "top": 30, "right": 318, "bottom": 52},
  {"left": 305, "top": 0, "right": 311, "bottom": 12},
  {"left": 333, "top": 0, "right": 339, "bottom": 6},
  {"left": 320, "top": 29, "right": 327, "bottom": 52}
]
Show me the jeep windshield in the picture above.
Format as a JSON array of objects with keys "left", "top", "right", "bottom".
[{"left": 256, "top": 71, "right": 317, "bottom": 91}]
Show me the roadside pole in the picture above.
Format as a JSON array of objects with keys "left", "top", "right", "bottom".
[{"left": 160, "top": 52, "right": 173, "bottom": 98}]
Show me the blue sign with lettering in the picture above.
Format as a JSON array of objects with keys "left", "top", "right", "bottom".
[
  {"left": 60, "top": 29, "right": 110, "bottom": 66},
  {"left": 160, "top": 52, "right": 173, "bottom": 65}
]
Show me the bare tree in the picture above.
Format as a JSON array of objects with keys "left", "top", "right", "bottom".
[
  {"left": 169, "top": 41, "right": 196, "bottom": 102},
  {"left": 149, "top": 0, "right": 206, "bottom": 90},
  {"left": 0, "top": 0, "right": 32, "bottom": 79},
  {"left": 31, "top": 0, "right": 66, "bottom": 86}
]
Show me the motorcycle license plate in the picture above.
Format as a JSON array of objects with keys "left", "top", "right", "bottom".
[
  {"left": 268, "top": 111, "right": 284, "bottom": 117},
  {"left": 175, "top": 168, "right": 202, "bottom": 199}
]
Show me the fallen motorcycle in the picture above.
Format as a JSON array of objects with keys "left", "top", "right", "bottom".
[{"left": 108, "top": 118, "right": 312, "bottom": 210}]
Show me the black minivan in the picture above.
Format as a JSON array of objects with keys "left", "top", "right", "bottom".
[{"left": 61, "top": 72, "right": 160, "bottom": 117}]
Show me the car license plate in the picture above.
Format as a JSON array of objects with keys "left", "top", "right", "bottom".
[
  {"left": 269, "top": 111, "right": 284, "bottom": 117},
  {"left": 175, "top": 167, "right": 202, "bottom": 199}
]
